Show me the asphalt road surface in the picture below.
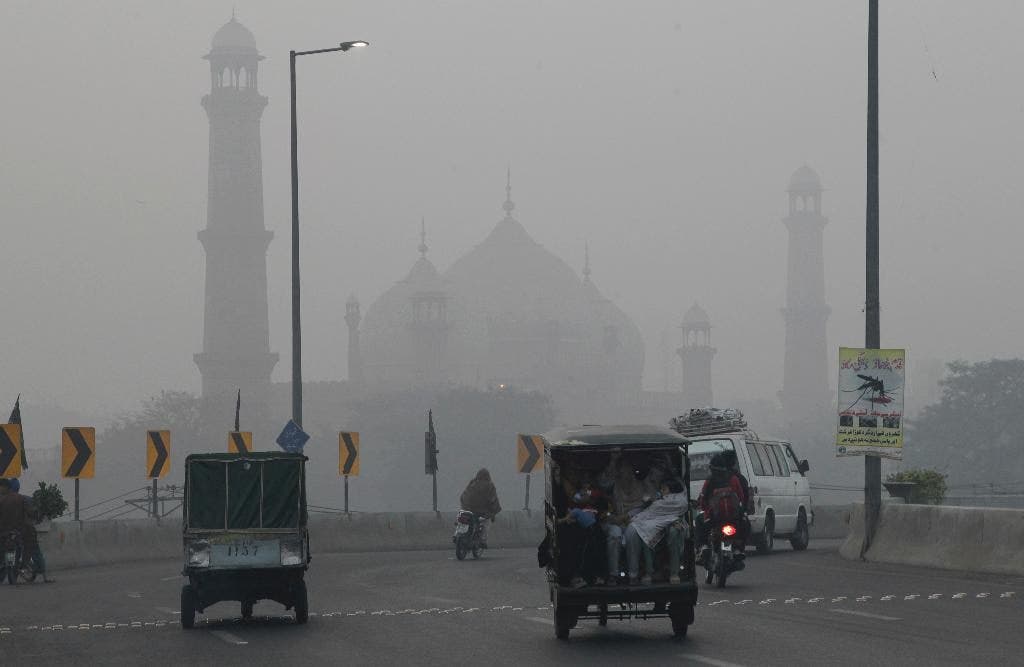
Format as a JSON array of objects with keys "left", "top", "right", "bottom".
[{"left": 2, "top": 539, "right": 1022, "bottom": 666}]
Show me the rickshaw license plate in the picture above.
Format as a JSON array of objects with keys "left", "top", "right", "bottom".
[{"left": 211, "top": 538, "right": 280, "bottom": 566}]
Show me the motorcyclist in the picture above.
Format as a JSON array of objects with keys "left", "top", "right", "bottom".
[
  {"left": 0, "top": 478, "right": 29, "bottom": 571},
  {"left": 9, "top": 479, "right": 53, "bottom": 582},
  {"left": 695, "top": 453, "right": 747, "bottom": 566},
  {"left": 720, "top": 450, "right": 753, "bottom": 543},
  {"left": 460, "top": 468, "right": 502, "bottom": 547}
]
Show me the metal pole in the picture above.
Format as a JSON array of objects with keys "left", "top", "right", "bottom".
[
  {"left": 432, "top": 471, "right": 438, "bottom": 513},
  {"left": 290, "top": 49, "right": 303, "bottom": 429},
  {"left": 74, "top": 478, "right": 80, "bottom": 521},
  {"left": 152, "top": 478, "right": 158, "bottom": 519},
  {"left": 344, "top": 475, "right": 350, "bottom": 514},
  {"left": 863, "top": 0, "right": 882, "bottom": 558},
  {"left": 524, "top": 474, "right": 530, "bottom": 514}
]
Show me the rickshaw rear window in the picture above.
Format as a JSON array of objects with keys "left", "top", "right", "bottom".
[{"left": 187, "top": 458, "right": 303, "bottom": 529}]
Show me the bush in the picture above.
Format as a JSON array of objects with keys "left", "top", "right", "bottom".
[
  {"left": 886, "top": 468, "right": 947, "bottom": 505},
  {"left": 32, "top": 482, "right": 69, "bottom": 521}
]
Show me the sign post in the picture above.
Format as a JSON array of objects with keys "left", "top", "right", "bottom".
[
  {"left": 146, "top": 430, "right": 171, "bottom": 519},
  {"left": 62, "top": 427, "right": 96, "bottom": 521},
  {"left": 425, "top": 411, "right": 438, "bottom": 513},
  {"left": 339, "top": 431, "right": 360, "bottom": 514},
  {"left": 517, "top": 435, "right": 544, "bottom": 514}
]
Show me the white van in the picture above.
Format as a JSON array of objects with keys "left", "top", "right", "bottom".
[{"left": 687, "top": 432, "right": 813, "bottom": 553}]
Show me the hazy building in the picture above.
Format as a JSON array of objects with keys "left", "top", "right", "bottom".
[
  {"left": 193, "top": 17, "right": 278, "bottom": 424},
  {"left": 354, "top": 175, "right": 645, "bottom": 422},
  {"left": 780, "top": 166, "right": 830, "bottom": 436},
  {"left": 677, "top": 303, "right": 716, "bottom": 408}
]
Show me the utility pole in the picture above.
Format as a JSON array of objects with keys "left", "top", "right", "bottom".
[{"left": 863, "top": 0, "right": 882, "bottom": 557}]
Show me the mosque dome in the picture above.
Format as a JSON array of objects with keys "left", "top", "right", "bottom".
[
  {"left": 788, "top": 165, "right": 822, "bottom": 193},
  {"left": 211, "top": 16, "right": 258, "bottom": 52},
  {"left": 682, "top": 303, "right": 711, "bottom": 327}
]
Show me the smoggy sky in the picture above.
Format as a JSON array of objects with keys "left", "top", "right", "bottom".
[{"left": 2, "top": 1, "right": 1023, "bottom": 419}]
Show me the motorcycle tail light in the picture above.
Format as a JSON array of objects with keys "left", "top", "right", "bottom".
[
  {"left": 721, "top": 524, "right": 737, "bottom": 537},
  {"left": 457, "top": 514, "right": 472, "bottom": 524}
]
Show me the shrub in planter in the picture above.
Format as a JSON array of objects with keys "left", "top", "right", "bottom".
[
  {"left": 886, "top": 469, "right": 947, "bottom": 505},
  {"left": 32, "top": 482, "right": 69, "bottom": 521}
]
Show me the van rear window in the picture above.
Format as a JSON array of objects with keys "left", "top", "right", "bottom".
[{"left": 687, "top": 439, "right": 735, "bottom": 482}]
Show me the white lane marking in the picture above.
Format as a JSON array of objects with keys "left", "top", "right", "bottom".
[
  {"left": 211, "top": 630, "right": 248, "bottom": 645},
  {"left": 679, "top": 654, "right": 747, "bottom": 667},
  {"left": 155, "top": 607, "right": 180, "bottom": 616},
  {"left": 1001, "top": 592, "right": 1016, "bottom": 598},
  {"left": 952, "top": 593, "right": 966, "bottom": 599},
  {"left": 976, "top": 593, "right": 990, "bottom": 599},
  {"left": 525, "top": 616, "right": 552, "bottom": 625},
  {"left": 830, "top": 609, "right": 901, "bottom": 621},
  {"left": 127, "top": 592, "right": 142, "bottom": 599},
  {"left": 160, "top": 575, "right": 181, "bottom": 581}
]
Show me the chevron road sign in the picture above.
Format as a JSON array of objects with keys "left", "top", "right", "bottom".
[
  {"left": 339, "top": 432, "right": 360, "bottom": 476},
  {"left": 62, "top": 427, "right": 96, "bottom": 479},
  {"left": 228, "top": 431, "right": 253, "bottom": 454},
  {"left": 0, "top": 424, "right": 22, "bottom": 478},
  {"left": 517, "top": 434, "right": 543, "bottom": 474},
  {"left": 146, "top": 430, "right": 170, "bottom": 479}
]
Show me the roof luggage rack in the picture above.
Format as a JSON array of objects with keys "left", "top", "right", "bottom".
[{"left": 669, "top": 407, "right": 748, "bottom": 437}]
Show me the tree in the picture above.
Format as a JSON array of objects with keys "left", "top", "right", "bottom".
[
  {"left": 906, "top": 359, "right": 1024, "bottom": 486},
  {"left": 886, "top": 468, "right": 947, "bottom": 505}
]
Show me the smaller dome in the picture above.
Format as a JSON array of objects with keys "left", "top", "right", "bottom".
[
  {"left": 788, "top": 165, "right": 822, "bottom": 192},
  {"left": 212, "top": 17, "right": 257, "bottom": 51},
  {"left": 682, "top": 303, "right": 710, "bottom": 326}
]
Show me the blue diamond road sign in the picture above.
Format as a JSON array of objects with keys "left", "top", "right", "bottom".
[{"left": 276, "top": 420, "right": 310, "bottom": 453}]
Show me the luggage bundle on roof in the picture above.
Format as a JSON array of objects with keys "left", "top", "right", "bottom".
[{"left": 669, "top": 408, "right": 748, "bottom": 437}]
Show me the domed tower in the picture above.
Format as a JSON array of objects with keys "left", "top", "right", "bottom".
[
  {"left": 781, "top": 165, "right": 831, "bottom": 431},
  {"left": 407, "top": 219, "right": 450, "bottom": 386},
  {"left": 677, "top": 303, "right": 716, "bottom": 408},
  {"left": 345, "top": 294, "right": 363, "bottom": 388},
  {"left": 194, "top": 16, "right": 278, "bottom": 420}
]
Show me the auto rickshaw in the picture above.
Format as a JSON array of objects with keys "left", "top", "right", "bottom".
[
  {"left": 540, "top": 425, "right": 698, "bottom": 639},
  {"left": 180, "top": 452, "right": 310, "bottom": 628}
]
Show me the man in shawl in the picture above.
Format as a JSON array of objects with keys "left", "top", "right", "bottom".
[
  {"left": 460, "top": 468, "right": 502, "bottom": 547},
  {"left": 623, "top": 478, "right": 689, "bottom": 585}
]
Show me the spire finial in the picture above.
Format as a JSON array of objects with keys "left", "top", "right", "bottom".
[
  {"left": 231, "top": 6, "right": 236, "bottom": 21},
  {"left": 583, "top": 242, "right": 592, "bottom": 282},
  {"left": 418, "top": 217, "right": 429, "bottom": 258},
  {"left": 502, "top": 165, "right": 515, "bottom": 216}
]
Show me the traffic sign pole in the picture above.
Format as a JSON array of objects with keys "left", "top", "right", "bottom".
[
  {"left": 75, "top": 478, "right": 80, "bottom": 522},
  {"left": 523, "top": 473, "right": 530, "bottom": 515},
  {"left": 344, "top": 475, "right": 350, "bottom": 514},
  {"left": 152, "top": 479, "right": 158, "bottom": 519}
]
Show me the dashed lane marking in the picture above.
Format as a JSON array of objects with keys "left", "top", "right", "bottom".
[
  {"left": 830, "top": 609, "right": 902, "bottom": 621},
  {"left": 210, "top": 630, "right": 248, "bottom": 645},
  {"left": 159, "top": 575, "right": 181, "bottom": 581},
  {"left": 155, "top": 607, "right": 180, "bottom": 616},
  {"left": 679, "top": 653, "right": 747, "bottom": 667},
  {"left": 525, "top": 617, "right": 552, "bottom": 625}
]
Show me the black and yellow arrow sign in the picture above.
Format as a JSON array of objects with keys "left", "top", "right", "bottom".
[
  {"left": 228, "top": 431, "right": 252, "bottom": 454},
  {"left": 517, "top": 434, "right": 544, "bottom": 474},
  {"left": 146, "top": 430, "right": 170, "bottom": 479},
  {"left": 62, "top": 427, "right": 96, "bottom": 479},
  {"left": 0, "top": 424, "right": 23, "bottom": 478},
  {"left": 339, "top": 432, "right": 360, "bottom": 476}
]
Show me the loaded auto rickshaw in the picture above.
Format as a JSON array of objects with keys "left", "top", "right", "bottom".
[
  {"left": 180, "top": 452, "right": 311, "bottom": 628},
  {"left": 540, "top": 425, "right": 698, "bottom": 639}
]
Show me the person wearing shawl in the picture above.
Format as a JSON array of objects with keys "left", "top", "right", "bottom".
[
  {"left": 460, "top": 468, "right": 502, "bottom": 547},
  {"left": 624, "top": 478, "right": 689, "bottom": 584}
]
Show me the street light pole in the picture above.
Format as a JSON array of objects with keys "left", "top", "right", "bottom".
[
  {"left": 289, "top": 40, "right": 368, "bottom": 429},
  {"left": 863, "top": 0, "right": 882, "bottom": 557}
]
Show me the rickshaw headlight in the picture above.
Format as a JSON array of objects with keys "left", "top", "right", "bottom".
[
  {"left": 280, "top": 539, "right": 303, "bottom": 566},
  {"left": 187, "top": 540, "right": 210, "bottom": 567}
]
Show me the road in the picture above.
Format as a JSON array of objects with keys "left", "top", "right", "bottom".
[{"left": 2, "top": 539, "right": 1021, "bottom": 665}]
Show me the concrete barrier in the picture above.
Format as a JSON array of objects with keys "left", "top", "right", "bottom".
[
  {"left": 840, "top": 502, "right": 1024, "bottom": 576},
  {"left": 810, "top": 504, "right": 851, "bottom": 539},
  {"left": 39, "top": 510, "right": 546, "bottom": 571}
]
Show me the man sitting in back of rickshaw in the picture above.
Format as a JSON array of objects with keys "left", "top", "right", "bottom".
[
  {"left": 623, "top": 478, "right": 689, "bottom": 585},
  {"left": 600, "top": 457, "right": 660, "bottom": 585}
]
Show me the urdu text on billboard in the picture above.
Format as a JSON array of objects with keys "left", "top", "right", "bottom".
[{"left": 836, "top": 347, "right": 905, "bottom": 459}]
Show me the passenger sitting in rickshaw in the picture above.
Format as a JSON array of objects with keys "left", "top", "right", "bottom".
[
  {"left": 555, "top": 479, "right": 608, "bottom": 587},
  {"left": 623, "top": 478, "right": 689, "bottom": 585},
  {"left": 600, "top": 456, "right": 661, "bottom": 585}
]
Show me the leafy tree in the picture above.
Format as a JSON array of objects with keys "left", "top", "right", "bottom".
[
  {"left": 906, "top": 359, "right": 1024, "bottom": 485},
  {"left": 886, "top": 468, "right": 947, "bottom": 505}
]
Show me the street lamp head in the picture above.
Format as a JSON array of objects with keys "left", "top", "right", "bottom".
[{"left": 340, "top": 40, "right": 369, "bottom": 51}]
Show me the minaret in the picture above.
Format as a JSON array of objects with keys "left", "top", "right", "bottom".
[
  {"left": 781, "top": 165, "right": 830, "bottom": 432},
  {"left": 408, "top": 218, "right": 449, "bottom": 385},
  {"left": 194, "top": 16, "right": 278, "bottom": 422},
  {"left": 345, "top": 295, "right": 363, "bottom": 388},
  {"left": 678, "top": 303, "right": 716, "bottom": 408}
]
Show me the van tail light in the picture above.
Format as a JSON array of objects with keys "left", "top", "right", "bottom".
[{"left": 721, "top": 524, "right": 737, "bottom": 537}]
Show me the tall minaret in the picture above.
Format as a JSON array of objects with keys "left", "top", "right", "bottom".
[
  {"left": 408, "top": 218, "right": 449, "bottom": 386},
  {"left": 194, "top": 16, "right": 278, "bottom": 422},
  {"left": 678, "top": 303, "right": 716, "bottom": 408},
  {"left": 781, "top": 165, "right": 830, "bottom": 432},
  {"left": 345, "top": 295, "right": 363, "bottom": 388}
]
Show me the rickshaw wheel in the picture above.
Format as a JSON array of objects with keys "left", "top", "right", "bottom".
[
  {"left": 180, "top": 585, "right": 197, "bottom": 629},
  {"left": 294, "top": 581, "right": 309, "bottom": 624}
]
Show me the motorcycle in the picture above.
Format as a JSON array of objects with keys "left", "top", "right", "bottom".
[
  {"left": 703, "top": 520, "right": 745, "bottom": 588},
  {"left": 1, "top": 530, "right": 35, "bottom": 585},
  {"left": 452, "top": 510, "right": 487, "bottom": 560}
]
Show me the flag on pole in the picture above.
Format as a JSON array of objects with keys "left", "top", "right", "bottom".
[
  {"left": 9, "top": 394, "right": 26, "bottom": 470},
  {"left": 234, "top": 389, "right": 241, "bottom": 432}
]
